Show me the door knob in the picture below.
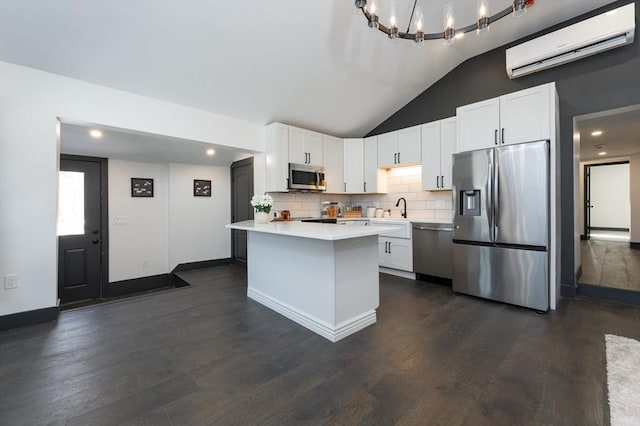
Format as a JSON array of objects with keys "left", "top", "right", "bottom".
[{"left": 92, "top": 239, "right": 100, "bottom": 244}]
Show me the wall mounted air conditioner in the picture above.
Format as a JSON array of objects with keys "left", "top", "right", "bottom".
[{"left": 506, "top": 2, "right": 635, "bottom": 79}]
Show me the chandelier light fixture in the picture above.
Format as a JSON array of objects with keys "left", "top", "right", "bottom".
[{"left": 354, "top": 0, "right": 535, "bottom": 44}]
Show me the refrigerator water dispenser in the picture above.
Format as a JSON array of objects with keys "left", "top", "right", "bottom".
[{"left": 460, "top": 190, "right": 481, "bottom": 216}]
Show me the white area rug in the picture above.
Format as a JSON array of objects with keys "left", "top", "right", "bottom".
[{"left": 606, "top": 334, "right": 640, "bottom": 426}]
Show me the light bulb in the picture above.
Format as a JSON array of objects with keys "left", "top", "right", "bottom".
[
  {"left": 370, "top": 2, "right": 376, "bottom": 14},
  {"left": 416, "top": 20, "right": 423, "bottom": 31},
  {"left": 390, "top": 15, "right": 396, "bottom": 26}
]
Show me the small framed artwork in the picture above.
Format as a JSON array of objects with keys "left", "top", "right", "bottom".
[
  {"left": 194, "top": 179, "right": 212, "bottom": 197},
  {"left": 131, "top": 178, "right": 154, "bottom": 197}
]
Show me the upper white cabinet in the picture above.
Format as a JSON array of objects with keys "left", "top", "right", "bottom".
[
  {"left": 364, "top": 136, "right": 386, "bottom": 193},
  {"left": 323, "top": 135, "right": 344, "bottom": 194},
  {"left": 344, "top": 138, "right": 364, "bottom": 194},
  {"left": 421, "top": 117, "right": 456, "bottom": 191},
  {"left": 265, "top": 123, "right": 289, "bottom": 192},
  {"left": 457, "top": 83, "right": 554, "bottom": 152},
  {"left": 377, "top": 126, "right": 421, "bottom": 168},
  {"left": 343, "top": 137, "right": 387, "bottom": 194},
  {"left": 289, "top": 126, "right": 324, "bottom": 166}
]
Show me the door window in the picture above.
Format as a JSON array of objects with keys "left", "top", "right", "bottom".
[{"left": 57, "top": 171, "right": 85, "bottom": 236}]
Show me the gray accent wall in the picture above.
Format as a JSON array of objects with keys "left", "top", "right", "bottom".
[{"left": 366, "top": 0, "right": 640, "bottom": 297}]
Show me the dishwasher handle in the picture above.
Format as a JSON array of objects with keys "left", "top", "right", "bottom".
[{"left": 413, "top": 226, "right": 453, "bottom": 232}]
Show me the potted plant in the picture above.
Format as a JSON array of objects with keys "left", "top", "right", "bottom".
[{"left": 250, "top": 194, "right": 273, "bottom": 224}]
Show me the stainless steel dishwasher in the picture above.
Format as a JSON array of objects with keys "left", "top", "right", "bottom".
[{"left": 412, "top": 222, "right": 453, "bottom": 280}]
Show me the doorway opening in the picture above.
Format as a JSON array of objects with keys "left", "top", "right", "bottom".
[
  {"left": 574, "top": 105, "right": 640, "bottom": 298},
  {"left": 583, "top": 161, "right": 631, "bottom": 242}
]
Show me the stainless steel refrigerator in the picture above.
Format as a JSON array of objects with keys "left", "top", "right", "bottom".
[{"left": 452, "top": 140, "right": 549, "bottom": 311}]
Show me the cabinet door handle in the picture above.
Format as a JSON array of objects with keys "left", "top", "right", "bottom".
[
  {"left": 344, "top": 182, "right": 346, "bottom": 192},
  {"left": 437, "top": 176, "right": 440, "bottom": 188},
  {"left": 394, "top": 153, "right": 397, "bottom": 164},
  {"left": 441, "top": 175, "right": 444, "bottom": 188},
  {"left": 501, "top": 128, "right": 505, "bottom": 145},
  {"left": 494, "top": 129, "right": 498, "bottom": 145},
  {"left": 384, "top": 241, "right": 387, "bottom": 253},
  {"left": 364, "top": 182, "right": 367, "bottom": 192},
  {"left": 397, "top": 152, "right": 400, "bottom": 163},
  {"left": 388, "top": 242, "right": 391, "bottom": 254}
]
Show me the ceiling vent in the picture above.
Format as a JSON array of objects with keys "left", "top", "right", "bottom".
[{"left": 506, "top": 2, "right": 635, "bottom": 79}]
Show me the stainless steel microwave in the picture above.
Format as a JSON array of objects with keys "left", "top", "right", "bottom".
[{"left": 288, "top": 163, "right": 326, "bottom": 191}]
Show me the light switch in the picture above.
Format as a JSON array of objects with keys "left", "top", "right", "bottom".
[
  {"left": 112, "top": 216, "right": 127, "bottom": 226},
  {"left": 4, "top": 274, "right": 18, "bottom": 290}
]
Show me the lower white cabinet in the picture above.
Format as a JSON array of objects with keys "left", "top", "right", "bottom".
[
  {"left": 378, "top": 237, "right": 413, "bottom": 271},
  {"left": 371, "top": 221, "right": 412, "bottom": 272}
]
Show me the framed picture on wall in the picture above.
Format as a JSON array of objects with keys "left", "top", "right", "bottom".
[
  {"left": 194, "top": 179, "right": 212, "bottom": 197},
  {"left": 131, "top": 178, "right": 154, "bottom": 197}
]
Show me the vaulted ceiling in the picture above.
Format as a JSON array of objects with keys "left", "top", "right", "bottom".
[{"left": 0, "top": 0, "right": 618, "bottom": 138}]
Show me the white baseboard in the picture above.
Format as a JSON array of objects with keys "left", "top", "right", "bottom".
[
  {"left": 247, "top": 287, "right": 376, "bottom": 343},
  {"left": 379, "top": 267, "right": 416, "bottom": 280}
]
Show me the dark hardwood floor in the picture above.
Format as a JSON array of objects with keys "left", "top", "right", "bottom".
[{"left": 1, "top": 265, "right": 639, "bottom": 425}]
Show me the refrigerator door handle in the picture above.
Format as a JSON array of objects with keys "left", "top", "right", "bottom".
[
  {"left": 488, "top": 154, "right": 493, "bottom": 234},
  {"left": 494, "top": 153, "right": 500, "bottom": 242}
]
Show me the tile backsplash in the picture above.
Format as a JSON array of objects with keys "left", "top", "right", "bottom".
[{"left": 268, "top": 166, "right": 453, "bottom": 220}]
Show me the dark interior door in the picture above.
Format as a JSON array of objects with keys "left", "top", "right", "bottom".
[
  {"left": 584, "top": 165, "right": 592, "bottom": 240},
  {"left": 58, "top": 157, "right": 104, "bottom": 303},
  {"left": 230, "top": 158, "right": 254, "bottom": 265}
]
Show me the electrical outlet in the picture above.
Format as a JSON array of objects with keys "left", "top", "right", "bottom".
[
  {"left": 4, "top": 274, "right": 18, "bottom": 290},
  {"left": 141, "top": 258, "right": 150, "bottom": 269}
]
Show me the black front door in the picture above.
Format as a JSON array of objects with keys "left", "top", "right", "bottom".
[
  {"left": 230, "top": 158, "right": 254, "bottom": 265},
  {"left": 58, "top": 156, "right": 106, "bottom": 303}
]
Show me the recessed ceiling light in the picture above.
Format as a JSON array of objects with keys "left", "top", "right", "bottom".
[
  {"left": 598, "top": 151, "right": 607, "bottom": 156},
  {"left": 206, "top": 149, "right": 215, "bottom": 156},
  {"left": 89, "top": 129, "right": 103, "bottom": 138},
  {"left": 591, "top": 130, "right": 603, "bottom": 136}
]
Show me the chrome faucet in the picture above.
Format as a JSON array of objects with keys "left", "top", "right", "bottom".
[{"left": 395, "top": 197, "right": 407, "bottom": 218}]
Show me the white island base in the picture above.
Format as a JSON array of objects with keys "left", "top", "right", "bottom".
[{"left": 246, "top": 231, "right": 379, "bottom": 342}]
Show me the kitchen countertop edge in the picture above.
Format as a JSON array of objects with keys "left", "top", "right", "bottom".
[{"left": 226, "top": 220, "right": 400, "bottom": 241}]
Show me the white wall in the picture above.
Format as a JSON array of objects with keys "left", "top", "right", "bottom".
[
  {"left": 168, "top": 163, "right": 231, "bottom": 270},
  {"left": 0, "top": 61, "right": 263, "bottom": 316},
  {"left": 590, "top": 163, "right": 630, "bottom": 229},
  {"left": 631, "top": 152, "right": 640, "bottom": 243},
  {"left": 109, "top": 160, "right": 169, "bottom": 282}
]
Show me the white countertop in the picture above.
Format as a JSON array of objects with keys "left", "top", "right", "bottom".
[{"left": 226, "top": 220, "right": 399, "bottom": 241}]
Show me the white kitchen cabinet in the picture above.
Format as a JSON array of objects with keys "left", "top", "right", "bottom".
[
  {"left": 377, "top": 126, "right": 421, "bottom": 168},
  {"left": 499, "top": 84, "right": 551, "bottom": 145},
  {"left": 371, "top": 221, "right": 412, "bottom": 272},
  {"left": 364, "top": 136, "right": 386, "bottom": 193},
  {"left": 265, "top": 122, "right": 289, "bottom": 192},
  {"left": 457, "top": 83, "right": 554, "bottom": 152},
  {"left": 288, "top": 126, "right": 324, "bottom": 166},
  {"left": 378, "top": 238, "right": 412, "bottom": 271},
  {"left": 421, "top": 117, "right": 456, "bottom": 191},
  {"left": 323, "top": 135, "right": 344, "bottom": 194},
  {"left": 457, "top": 97, "right": 500, "bottom": 152},
  {"left": 344, "top": 138, "right": 364, "bottom": 193},
  {"left": 343, "top": 137, "right": 387, "bottom": 194}
]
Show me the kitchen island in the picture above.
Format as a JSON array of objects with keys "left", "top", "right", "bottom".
[{"left": 226, "top": 220, "right": 398, "bottom": 342}]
